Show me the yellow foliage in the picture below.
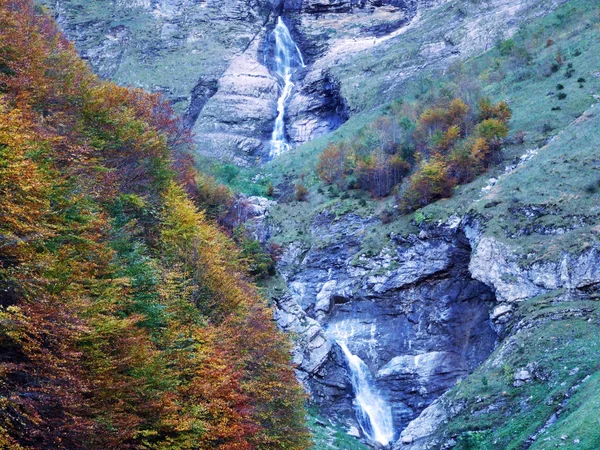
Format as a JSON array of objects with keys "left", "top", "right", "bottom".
[{"left": 470, "top": 137, "right": 491, "bottom": 163}]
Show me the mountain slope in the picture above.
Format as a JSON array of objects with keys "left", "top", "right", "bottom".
[
  {"left": 42, "top": 0, "right": 571, "bottom": 164},
  {"left": 218, "top": 2, "right": 600, "bottom": 448}
]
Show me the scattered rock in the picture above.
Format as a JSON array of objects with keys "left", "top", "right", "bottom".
[{"left": 347, "top": 425, "right": 361, "bottom": 438}]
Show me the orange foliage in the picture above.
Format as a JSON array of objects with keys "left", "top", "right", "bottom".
[
  {"left": 400, "top": 154, "right": 455, "bottom": 211},
  {"left": 356, "top": 151, "right": 410, "bottom": 197},
  {"left": 317, "top": 143, "right": 346, "bottom": 186}
]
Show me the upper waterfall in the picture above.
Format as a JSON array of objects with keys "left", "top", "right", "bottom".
[{"left": 269, "top": 17, "right": 305, "bottom": 158}]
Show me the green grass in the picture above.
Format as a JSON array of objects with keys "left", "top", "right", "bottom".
[
  {"left": 530, "top": 370, "right": 600, "bottom": 450},
  {"left": 307, "top": 407, "right": 370, "bottom": 450},
  {"left": 438, "top": 290, "right": 600, "bottom": 449},
  {"left": 40, "top": 0, "right": 260, "bottom": 112},
  {"left": 213, "top": 0, "right": 599, "bottom": 263}
]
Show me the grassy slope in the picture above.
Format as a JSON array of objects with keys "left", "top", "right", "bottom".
[
  {"left": 211, "top": 0, "right": 599, "bottom": 254},
  {"left": 40, "top": 0, "right": 261, "bottom": 112},
  {"left": 438, "top": 290, "right": 600, "bottom": 450}
]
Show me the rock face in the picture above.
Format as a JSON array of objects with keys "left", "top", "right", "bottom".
[
  {"left": 273, "top": 212, "right": 497, "bottom": 440},
  {"left": 44, "top": 0, "right": 273, "bottom": 110},
  {"left": 271, "top": 207, "right": 600, "bottom": 447},
  {"left": 392, "top": 217, "right": 600, "bottom": 449},
  {"left": 193, "top": 37, "right": 280, "bottom": 163},
  {"left": 45, "top": 0, "right": 570, "bottom": 164}
]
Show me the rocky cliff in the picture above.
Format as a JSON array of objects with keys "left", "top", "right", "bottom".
[
  {"left": 262, "top": 94, "right": 600, "bottom": 447},
  {"left": 273, "top": 213, "right": 499, "bottom": 439},
  {"left": 42, "top": 0, "right": 570, "bottom": 164}
]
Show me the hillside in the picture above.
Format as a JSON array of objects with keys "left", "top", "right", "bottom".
[
  {"left": 6, "top": 0, "right": 600, "bottom": 450},
  {"left": 41, "top": 0, "right": 570, "bottom": 164},
  {"left": 0, "top": 1, "right": 309, "bottom": 448}
]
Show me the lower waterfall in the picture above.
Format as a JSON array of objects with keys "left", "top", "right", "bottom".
[{"left": 337, "top": 341, "right": 395, "bottom": 446}]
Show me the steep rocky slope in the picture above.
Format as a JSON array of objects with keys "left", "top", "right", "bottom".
[
  {"left": 43, "top": 0, "right": 570, "bottom": 164},
  {"left": 245, "top": 1, "right": 600, "bottom": 447},
  {"left": 273, "top": 214, "right": 498, "bottom": 436}
]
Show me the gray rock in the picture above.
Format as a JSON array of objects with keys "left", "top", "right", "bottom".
[
  {"left": 275, "top": 214, "right": 497, "bottom": 434},
  {"left": 395, "top": 398, "right": 448, "bottom": 449},
  {"left": 514, "top": 369, "right": 532, "bottom": 386},
  {"left": 274, "top": 293, "right": 332, "bottom": 378}
]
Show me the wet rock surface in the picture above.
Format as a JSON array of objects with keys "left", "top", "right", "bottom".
[
  {"left": 272, "top": 205, "right": 600, "bottom": 447},
  {"left": 274, "top": 213, "right": 498, "bottom": 439}
]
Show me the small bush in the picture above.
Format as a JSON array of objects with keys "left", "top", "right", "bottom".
[
  {"left": 477, "top": 119, "right": 509, "bottom": 140},
  {"left": 379, "top": 209, "right": 395, "bottom": 224},
  {"left": 414, "top": 210, "right": 427, "bottom": 226},
  {"left": 317, "top": 143, "right": 346, "bottom": 187},
  {"left": 584, "top": 178, "right": 600, "bottom": 194},
  {"left": 266, "top": 182, "right": 275, "bottom": 197},
  {"left": 556, "top": 83, "right": 564, "bottom": 90},
  {"left": 558, "top": 92, "right": 567, "bottom": 100},
  {"left": 399, "top": 155, "right": 455, "bottom": 212},
  {"left": 514, "top": 130, "right": 526, "bottom": 144},
  {"left": 542, "top": 123, "right": 554, "bottom": 133},
  {"left": 295, "top": 183, "right": 308, "bottom": 201},
  {"left": 577, "top": 77, "right": 586, "bottom": 83},
  {"left": 499, "top": 38, "right": 515, "bottom": 56},
  {"left": 554, "top": 50, "right": 564, "bottom": 66},
  {"left": 565, "top": 63, "right": 575, "bottom": 78},
  {"left": 195, "top": 173, "right": 234, "bottom": 221},
  {"left": 546, "top": 38, "right": 554, "bottom": 47}
]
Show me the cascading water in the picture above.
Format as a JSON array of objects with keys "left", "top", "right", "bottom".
[
  {"left": 269, "top": 17, "right": 305, "bottom": 157},
  {"left": 328, "top": 322, "right": 395, "bottom": 446}
]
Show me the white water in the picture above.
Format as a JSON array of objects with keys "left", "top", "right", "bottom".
[
  {"left": 328, "top": 320, "right": 395, "bottom": 446},
  {"left": 337, "top": 342, "right": 395, "bottom": 446},
  {"left": 269, "top": 17, "right": 305, "bottom": 157}
]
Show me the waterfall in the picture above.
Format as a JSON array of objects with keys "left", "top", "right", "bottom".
[
  {"left": 269, "top": 17, "right": 305, "bottom": 157},
  {"left": 337, "top": 341, "right": 395, "bottom": 447}
]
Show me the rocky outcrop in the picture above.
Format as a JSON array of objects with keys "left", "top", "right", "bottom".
[
  {"left": 45, "top": 0, "right": 570, "bottom": 164},
  {"left": 287, "top": 69, "right": 348, "bottom": 145},
  {"left": 468, "top": 235, "right": 600, "bottom": 303},
  {"left": 270, "top": 195, "right": 600, "bottom": 447},
  {"left": 43, "top": 0, "right": 276, "bottom": 145},
  {"left": 274, "top": 293, "right": 332, "bottom": 378},
  {"left": 273, "top": 212, "right": 497, "bottom": 441},
  {"left": 182, "top": 77, "right": 219, "bottom": 130},
  {"left": 395, "top": 398, "right": 449, "bottom": 449},
  {"left": 193, "top": 37, "right": 279, "bottom": 163}
]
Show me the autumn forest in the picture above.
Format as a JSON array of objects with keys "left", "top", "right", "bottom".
[{"left": 0, "top": 1, "right": 310, "bottom": 448}]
